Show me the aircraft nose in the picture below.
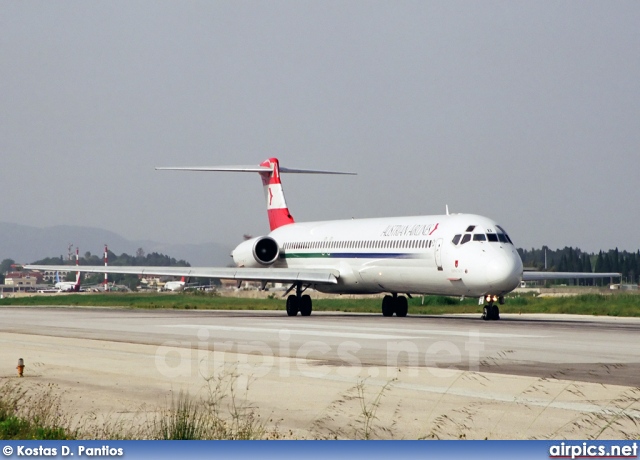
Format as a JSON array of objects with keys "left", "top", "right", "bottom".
[{"left": 485, "top": 251, "right": 522, "bottom": 291}]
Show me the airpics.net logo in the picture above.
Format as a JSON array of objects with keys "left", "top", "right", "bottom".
[
  {"left": 549, "top": 442, "right": 638, "bottom": 459},
  {"left": 153, "top": 327, "right": 485, "bottom": 381}
]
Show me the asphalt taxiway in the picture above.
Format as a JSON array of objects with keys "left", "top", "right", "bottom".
[{"left": 1, "top": 307, "right": 639, "bottom": 439}]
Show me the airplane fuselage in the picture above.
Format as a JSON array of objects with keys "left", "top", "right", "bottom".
[
  {"left": 54, "top": 282, "right": 80, "bottom": 292},
  {"left": 162, "top": 281, "right": 186, "bottom": 292},
  {"left": 234, "top": 213, "right": 523, "bottom": 298}
]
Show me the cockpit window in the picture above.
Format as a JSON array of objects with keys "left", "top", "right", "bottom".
[
  {"left": 452, "top": 230, "right": 511, "bottom": 245},
  {"left": 496, "top": 225, "right": 514, "bottom": 244},
  {"left": 486, "top": 233, "right": 499, "bottom": 242},
  {"left": 465, "top": 225, "right": 476, "bottom": 232}
]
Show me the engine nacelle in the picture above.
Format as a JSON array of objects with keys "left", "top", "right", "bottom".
[{"left": 231, "top": 236, "right": 280, "bottom": 267}]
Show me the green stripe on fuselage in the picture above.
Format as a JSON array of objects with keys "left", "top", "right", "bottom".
[
  {"left": 281, "top": 252, "right": 414, "bottom": 259},
  {"left": 282, "top": 252, "right": 332, "bottom": 259}
]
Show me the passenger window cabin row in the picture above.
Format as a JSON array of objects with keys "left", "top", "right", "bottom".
[{"left": 282, "top": 239, "right": 436, "bottom": 251}]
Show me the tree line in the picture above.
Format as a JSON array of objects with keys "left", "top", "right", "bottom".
[{"left": 0, "top": 249, "right": 190, "bottom": 289}]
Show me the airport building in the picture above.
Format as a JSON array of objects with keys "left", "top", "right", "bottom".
[
  {"left": 38, "top": 269, "right": 73, "bottom": 283},
  {"left": 3, "top": 271, "right": 43, "bottom": 287}
]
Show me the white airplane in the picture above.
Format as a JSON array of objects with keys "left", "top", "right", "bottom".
[
  {"left": 54, "top": 272, "right": 82, "bottom": 292},
  {"left": 26, "top": 158, "right": 620, "bottom": 320},
  {"left": 160, "top": 276, "right": 199, "bottom": 292},
  {"left": 162, "top": 279, "right": 186, "bottom": 292},
  {"left": 53, "top": 248, "right": 82, "bottom": 292}
]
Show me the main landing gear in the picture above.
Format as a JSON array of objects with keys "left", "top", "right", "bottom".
[
  {"left": 482, "top": 295, "right": 504, "bottom": 321},
  {"left": 285, "top": 283, "right": 312, "bottom": 316},
  {"left": 381, "top": 294, "right": 408, "bottom": 317}
]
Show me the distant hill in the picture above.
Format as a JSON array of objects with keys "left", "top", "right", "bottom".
[{"left": 0, "top": 222, "right": 231, "bottom": 266}]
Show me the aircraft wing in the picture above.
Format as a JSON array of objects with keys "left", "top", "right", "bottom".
[
  {"left": 24, "top": 265, "right": 339, "bottom": 285},
  {"left": 522, "top": 271, "right": 621, "bottom": 281}
]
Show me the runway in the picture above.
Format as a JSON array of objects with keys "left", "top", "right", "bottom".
[{"left": 1, "top": 306, "right": 639, "bottom": 439}]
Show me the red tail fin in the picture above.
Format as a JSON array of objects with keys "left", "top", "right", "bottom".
[{"left": 259, "top": 158, "right": 295, "bottom": 230}]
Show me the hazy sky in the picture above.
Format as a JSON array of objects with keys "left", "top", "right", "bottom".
[{"left": 2, "top": 1, "right": 639, "bottom": 256}]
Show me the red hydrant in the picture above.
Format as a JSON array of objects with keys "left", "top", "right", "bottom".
[{"left": 16, "top": 358, "right": 25, "bottom": 377}]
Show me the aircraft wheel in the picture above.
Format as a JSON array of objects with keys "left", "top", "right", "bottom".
[
  {"left": 491, "top": 305, "right": 500, "bottom": 320},
  {"left": 396, "top": 296, "right": 408, "bottom": 317},
  {"left": 382, "top": 295, "right": 394, "bottom": 317},
  {"left": 300, "top": 294, "right": 312, "bottom": 316},
  {"left": 482, "top": 305, "right": 490, "bottom": 321},
  {"left": 286, "top": 295, "right": 299, "bottom": 316}
]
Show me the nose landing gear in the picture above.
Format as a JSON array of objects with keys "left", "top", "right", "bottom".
[{"left": 481, "top": 295, "right": 504, "bottom": 321}]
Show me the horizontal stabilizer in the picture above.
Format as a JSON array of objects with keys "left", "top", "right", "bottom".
[{"left": 155, "top": 165, "right": 356, "bottom": 175}]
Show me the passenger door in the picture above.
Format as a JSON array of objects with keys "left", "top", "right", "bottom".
[{"left": 435, "top": 238, "right": 443, "bottom": 271}]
